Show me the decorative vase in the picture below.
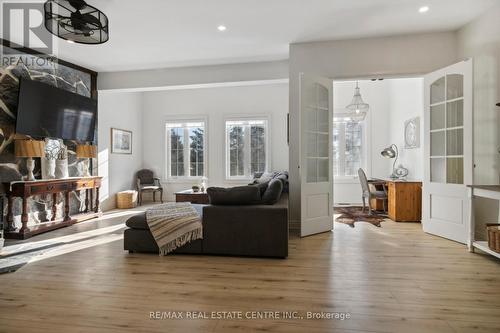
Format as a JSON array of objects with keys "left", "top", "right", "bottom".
[
  {"left": 55, "top": 159, "right": 69, "bottom": 179},
  {"left": 41, "top": 158, "right": 56, "bottom": 179}
]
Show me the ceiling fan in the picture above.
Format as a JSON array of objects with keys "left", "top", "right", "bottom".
[{"left": 44, "top": 0, "right": 109, "bottom": 44}]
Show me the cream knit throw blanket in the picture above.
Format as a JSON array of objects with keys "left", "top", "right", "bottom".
[{"left": 146, "top": 202, "right": 203, "bottom": 256}]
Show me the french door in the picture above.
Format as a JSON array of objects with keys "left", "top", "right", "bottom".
[
  {"left": 422, "top": 60, "right": 473, "bottom": 243},
  {"left": 300, "top": 74, "right": 334, "bottom": 237}
]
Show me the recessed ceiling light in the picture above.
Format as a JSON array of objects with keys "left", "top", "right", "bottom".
[
  {"left": 419, "top": 6, "right": 429, "bottom": 13},
  {"left": 217, "top": 25, "right": 227, "bottom": 31}
]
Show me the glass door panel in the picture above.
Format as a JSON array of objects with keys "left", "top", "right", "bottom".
[
  {"left": 318, "top": 109, "right": 329, "bottom": 133},
  {"left": 306, "top": 83, "right": 330, "bottom": 184},
  {"left": 431, "top": 104, "right": 445, "bottom": 130},
  {"left": 307, "top": 133, "right": 318, "bottom": 157},
  {"left": 431, "top": 77, "right": 446, "bottom": 104},
  {"left": 307, "top": 108, "right": 317, "bottom": 131},
  {"left": 318, "top": 133, "right": 329, "bottom": 157},
  {"left": 428, "top": 74, "right": 465, "bottom": 184},
  {"left": 317, "top": 83, "right": 329, "bottom": 109},
  {"left": 307, "top": 159, "right": 317, "bottom": 183},
  {"left": 446, "top": 74, "right": 464, "bottom": 99},
  {"left": 446, "top": 157, "right": 464, "bottom": 184},
  {"left": 431, "top": 131, "right": 445, "bottom": 156},
  {"left": 431, "top": 158, "right": 446, "bottom": 183},
  {"left": 446, "top": 128, "right": 463, "bottom": 156},
  {"left": 318, "top": 159, "right": 329, "bottom": 182},
  {"left": 446, "top": 100, "right": 463, "bottom": 127}
]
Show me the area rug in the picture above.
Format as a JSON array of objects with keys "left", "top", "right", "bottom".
[{"left": 335, "top": 206, "right": 387, "bottom": 228}]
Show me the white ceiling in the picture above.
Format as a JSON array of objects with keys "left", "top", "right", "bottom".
[{"left": 51, "top": 0, "right": 496, "bottom": 72}]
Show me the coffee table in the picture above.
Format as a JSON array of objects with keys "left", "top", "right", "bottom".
[{"left": 175, "top": 189, "right": 209, "bottom": 204}]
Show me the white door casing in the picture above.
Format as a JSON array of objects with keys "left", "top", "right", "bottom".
[
  {"left": 422, "top": 60, "right": 473, "bottom": 244},
  {"left": 300, "top": 74, "right": 334, "bottom": 237}
]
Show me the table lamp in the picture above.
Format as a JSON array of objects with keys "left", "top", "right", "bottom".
[
  {"left": 76, "top": 144, "right": 97, "bottom": 177},
  {"left": 15, "top": 139, "right": 45, "bottom": 181},
  {"left": 381, "top": 144, "right": 399, "bottom": 179}
]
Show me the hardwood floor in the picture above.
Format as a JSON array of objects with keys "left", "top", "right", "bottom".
[{"left": 1, "top": 213, "right": 499, "bottom": 333}]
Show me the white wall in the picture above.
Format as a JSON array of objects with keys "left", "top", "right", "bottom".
[
  {"left": 457, "top": 4, "right": 500, "bottom": 235},
  {"left": 141, "top": 82, "right": 289, "bottom": 201},
  {"left": 98, "top": 92, "right": 144, "bottom": 211},
  {"left": 457, "top": 4, "right": 500, "bottom": 185},
  {"left": 289, "top": 31, "right": 458, "bottom": 222},
  {"left": 388, "top": 78, "right": 424, "bottom": 180},
  {"left": 333, "top": 78, "right": 423, "bottom": 205}
]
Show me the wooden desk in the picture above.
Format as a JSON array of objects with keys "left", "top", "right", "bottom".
[
  {"left": 387, "top": 180, "right": 422, "bottom": 222},
  {"left": 175, "top": 189, "right": 209, "bottom": 205},
  {"left": 370, "top": 180, "right": 422, "bottom": 222},
  {"left": 3, "top": 177, "right": 102, "bottom": 239}
]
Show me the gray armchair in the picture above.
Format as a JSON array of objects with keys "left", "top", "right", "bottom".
[
  {"left": 358, "top": 168, "right": 387, "bottom": 215},
  {"left": 136, "top": 169, "right": 163, "bottom": 205}
]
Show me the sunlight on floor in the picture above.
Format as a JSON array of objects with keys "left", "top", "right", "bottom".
[{"left": 0, "top": 209, "right": 143, "bottom": 272}]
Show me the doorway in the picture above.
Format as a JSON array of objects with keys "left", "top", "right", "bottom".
[{"left": 332, "top": 77, "right": 424, "bottom": 228}]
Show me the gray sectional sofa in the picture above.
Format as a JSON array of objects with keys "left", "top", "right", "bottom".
[{"left": 123, "top": 193, "right": 288, "bottom": 258}]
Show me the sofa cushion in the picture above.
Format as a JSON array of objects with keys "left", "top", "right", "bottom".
[
  {"left": 254, "top": 182, "right": 269, "bottom": 196},
  {"left": 207, "top": 186, "right": 261, "bottom": 205},
  {"left": 250, "top": 171, "right": 289, "bottom": 193},
  {"left": 274, "top": 171, "right": 289, "bottom": 193},
  {"left": 126, "top": 212, "right": 148, "bottom": 229},
  {"left": 262, "top": 178, "right": 283, "bottom": 205}
]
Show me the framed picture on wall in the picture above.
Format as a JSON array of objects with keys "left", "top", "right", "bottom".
[
  {"left": 111, "top": 128, "right": 132, "bottom": 154},
  {"left": 404, "top": 117, "right": 420, "bottom": 149}
]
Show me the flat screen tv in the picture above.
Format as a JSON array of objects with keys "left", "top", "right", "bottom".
[{"left": 16, "top": 79, "right": 97, "bottom": 142}]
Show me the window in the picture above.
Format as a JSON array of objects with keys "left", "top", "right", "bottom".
[
  {"left": 333, "top": 120, "right": 363, "bottom": 177},
  {"left": 225, "top": 119, "right": 268, "bottom": 179},
  {"left": 166, "top": 121, "right": 205, "bottom": 179}
]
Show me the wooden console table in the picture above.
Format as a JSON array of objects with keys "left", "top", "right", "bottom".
[{"left": 3, "top": 176, "right": 102, "bottom": 239}]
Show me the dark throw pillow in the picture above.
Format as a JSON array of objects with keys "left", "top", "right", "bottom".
[
  {"left": 249, "top": 171, "right": 276, "bottom": 185},
  {"left": 274, "top": 171, "right": 289, "bottom": 193},
  {"left": 207, "top": 186, "right": 262, "bottom": 205},
  {"left": 261, "top": 178, "right": 283, "bottom": 205}
]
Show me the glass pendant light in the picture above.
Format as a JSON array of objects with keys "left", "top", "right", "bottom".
[{"left": 346, "top": 81, "right": 369, "bottom": 120}]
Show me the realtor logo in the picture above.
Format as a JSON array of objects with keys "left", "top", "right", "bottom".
[{"left": 2, "top": 1, "right": 54, "bottom": 54}]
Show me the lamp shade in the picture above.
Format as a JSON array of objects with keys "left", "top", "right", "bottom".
[
  {"left": 76, "top": 144, "right": 97, "bottom": 158},
  {"left": 15, "top": 140, "right": 45, "bottom": 158},
  {"left": 381, "top": 145, "right": 397, "bottom": 159}
]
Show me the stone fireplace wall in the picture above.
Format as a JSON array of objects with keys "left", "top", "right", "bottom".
[{"left": 0, "top": 40, "right": 98, "bottom": 228}]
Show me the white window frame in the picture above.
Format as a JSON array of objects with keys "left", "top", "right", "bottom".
[
  {"left": 333, "top": 117, "right": 367, "bottom": 181},
  {"left": 224, "top": 116, "right": 270, "bottom": 181},
  {"left": 165, "top": 118, "right": 207, "bottom": 181}
]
